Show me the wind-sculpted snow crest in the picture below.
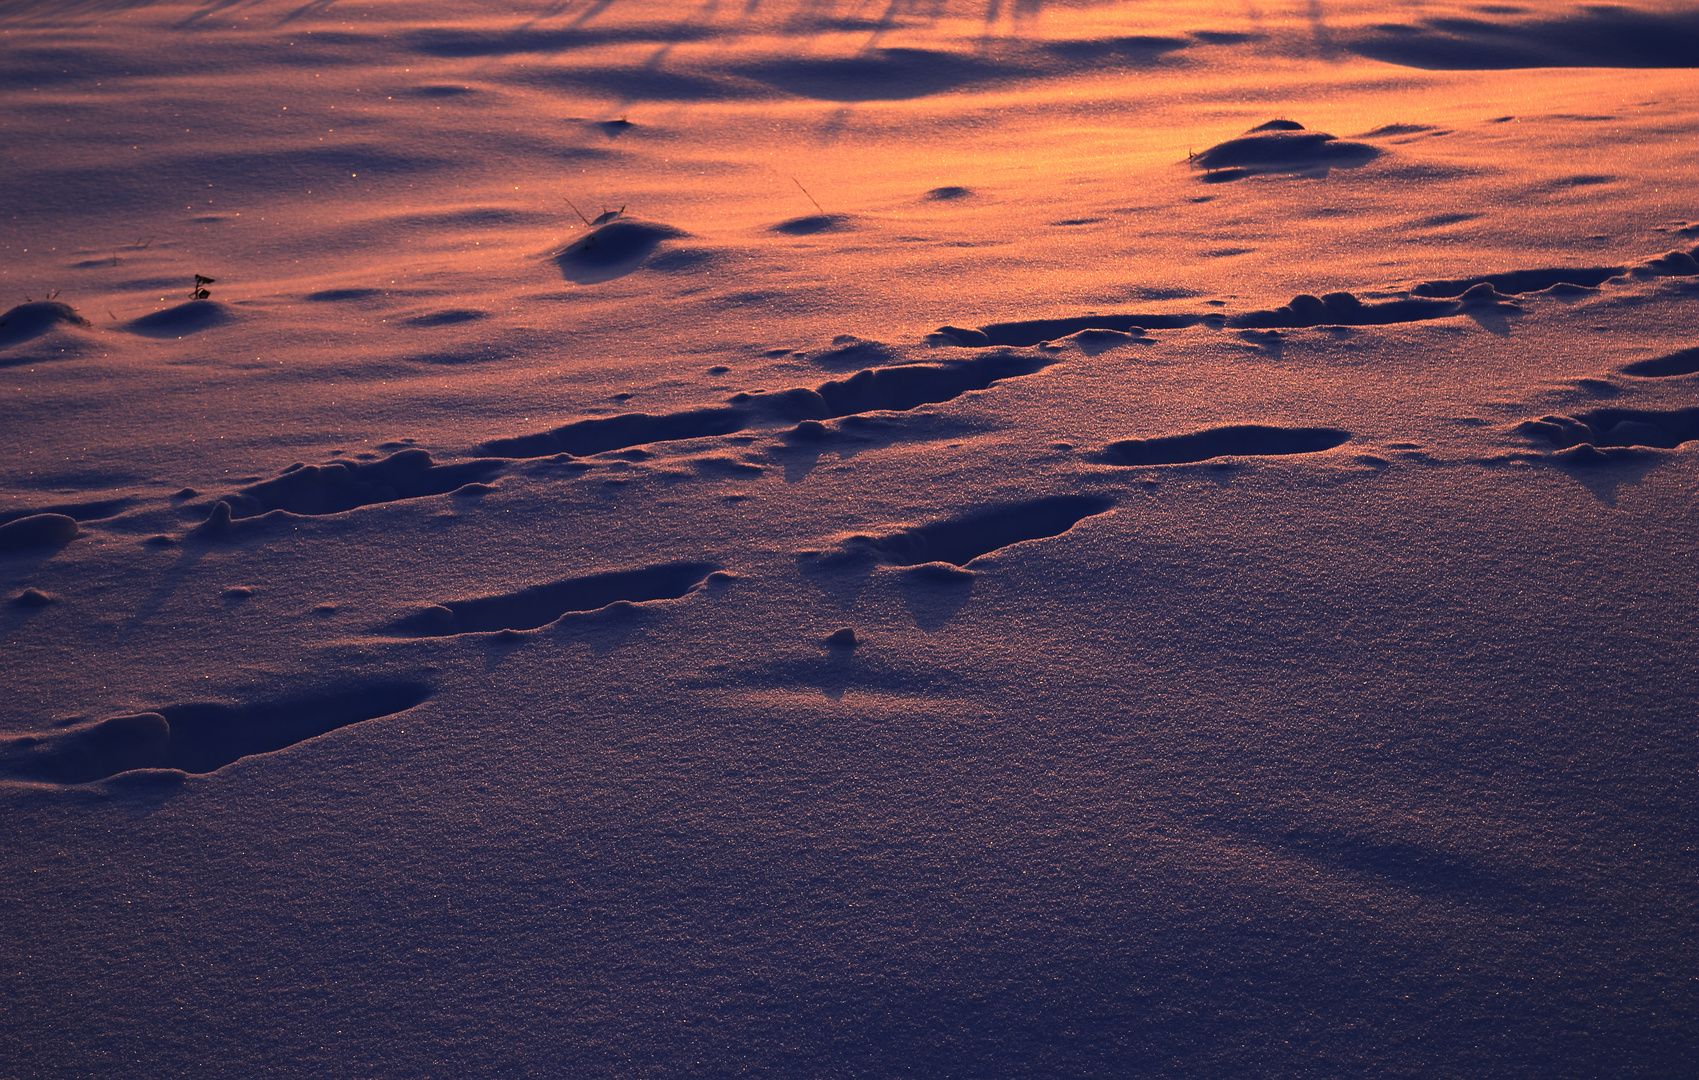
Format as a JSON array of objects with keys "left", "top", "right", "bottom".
[
  {"left": 1621, "top": 347, "right": 1699, "bottom": 378},
  {"left": 936, "top": 314, "right": 1195, "bottom": 348},
  {"left": 383, "top": 562, "right": 723, "bottom": 636},
  {"left": 0, "top": 682, "right": 432, "bottom": 784},
  {"left": 1099, "top": 425, "right": 1352, "bottom": 465},
  {"left": 1413, "top": 267, "right": 1626, "bottom": 297},
  {"left": 1517, "top": 407, "right": 1699, "bottom": 451},
  {"left": 479, "top": 349, "right": 1061, "bottom": 458},
  {"left": 1228, "top": 292, "right": 1463, "bottom": 329},
  {"left": 805, "top": 495, "right": 1114, "bottom": 570},
  {"left": 208, "top": 449, "right": 505, "bottom": 519}
]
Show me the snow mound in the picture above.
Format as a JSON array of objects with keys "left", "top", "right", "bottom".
[
  {"left": 124, "top": 300, "right": 234, "bottom": 338},
  {"left": 554, "top": 218, "right": 688, "bottom": 283},
  {"left": 0, "top": 513, "right": 80, "bottom": 551},
  {"left": 1192, "top": 122, "right": 1382, "bottom": 182},
  {"left": 0, "top": 301, "right": 90, "bottom": 349}
]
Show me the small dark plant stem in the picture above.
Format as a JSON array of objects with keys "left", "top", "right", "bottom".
[{"left": 791, "top": 177, "right": 827, "bottom": 217}]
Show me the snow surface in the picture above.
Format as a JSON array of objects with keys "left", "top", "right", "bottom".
[{"left": 3, "top": 0, "right": 1698, "bottom": 1075}]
